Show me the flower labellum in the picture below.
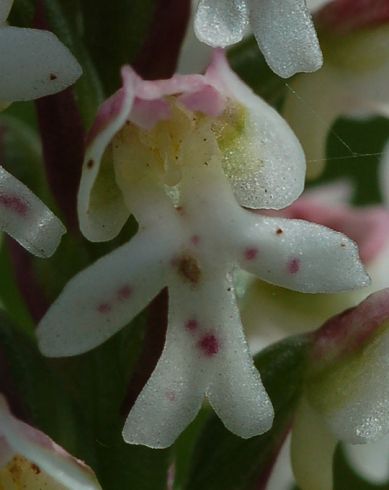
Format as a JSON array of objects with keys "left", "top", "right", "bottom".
[
  {"left": 0, "top": 0, "right": 82, "bottom": 105},
  {"left": 0, "top": 394, "right": 102, "bottom": 490},
  {"left": 194, "top": 0, "right": 323, "bottom": 78},
  {"left": 37, "top": 51, "right": 368, "bottom": 449}
]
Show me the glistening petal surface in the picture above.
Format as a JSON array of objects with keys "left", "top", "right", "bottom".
[
  {"left": 37, "top": 231, "right": 169, "bottom": 357},
  {"left": 0, "top": 27, "right": 81, "bottom": 101},
  {"left": 249, "top": 0, "right": 323, "bottom": 78},
  {"left": 0, "top": 166, "right": 65, "bottom": 257},
  {"left": 237, "top": 215, "right": 370, "bottom": 293},
  {"left": 206, "top": 51, "right": 306, "bottom": 209},
  {"left": 194, "top": 0, "right": 249, "bottom": 47}
]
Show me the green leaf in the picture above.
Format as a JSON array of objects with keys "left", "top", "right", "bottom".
[
  {"left": 0, "top": 310, "right": 77, "bottom": 448},
  {"left": 183, "top": 335, "right": 311, "bottom": 490},
  {"left": 79, "top": 0, "right": 156, "bottom": 94}
]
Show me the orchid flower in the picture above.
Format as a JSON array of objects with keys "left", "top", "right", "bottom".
[
  {"left": 242, "top": 182, "right": 389, "bottom": 353},
  {"left": 0, "top": 394, "right": 101, "bottom": 489},
  {"left": 194, "top": 0, "right": 323, "bottom": 78},
  {"left": 37, "top": 51, "right": 368, "bottom": 449},
  {"left": 0, "top": 166, "right": 65, "bottom": 257},
  {"left": 0, "top": 0, "right": 81, "bottom": 106},
  {"left": 291, "top": 288, "right": 389, "bottom": 490},
  {"left": 283, "top": 0, "right": 389, "bottom": 178}
]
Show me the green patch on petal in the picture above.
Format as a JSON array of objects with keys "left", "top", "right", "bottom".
[
  {"left": 321, "top": 25, "right": 389, "bottom": 74},
  {"left": 306, "top": 321, "right": 389, "bottom": 415},
  {"left": 90, "top": 147, "right": 124, "bottom": 213}
]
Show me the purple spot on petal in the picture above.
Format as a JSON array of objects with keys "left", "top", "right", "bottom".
[
  {"left": 244, "top": 247, "right": 258, "bottom": 261},
  {"left": 0, "top": 194, "right": 28, "bottom": 216},
  {"left": 97, "top": 303, "right": 112, "bottom": 314},
  {"left": 117, "top": 285, "right": 132, "bottom": 300},
  {"left": 190, "top": 235, "right": 200, "bottom": 246},
  {"left": 165, "top": 390, "right": 176, "bottom": 402},
  {"left": 288, "top": 258, "right": 300, "bottom": 274},
  {"left": 185, "top": 319, "right": 198, "bottom": 332},
  {"left": 198, "top": 334, "right": 219, "bottom": 357}
]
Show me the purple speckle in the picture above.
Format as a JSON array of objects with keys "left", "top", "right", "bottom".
[
  {"left": 190, "top": 235, "right": 200, "bottom": 246},
  {"left": 117, "top": 285, "right": 132, "bottom": 300},
  {"left": 185, "top": 319, "right": 198, "bottom": 332},
  {"left": 244, "top": 247, "right": 258, "bottom": 261},
  {"left": 0, "top": 194, "right": 28, "bottom": 216},
  {"left": 165, "top": 390, "right": 176, "bottom": 402},
  {"left": 288, "top": 258, "right": 301, "bottom": 274},
  {"left": 198, "top": 334, "right": 219, "bottom": 357},
  {"left": 97, "top": 303, "right": 112, "bottom": 314}
]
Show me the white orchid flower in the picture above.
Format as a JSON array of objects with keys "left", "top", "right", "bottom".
[{"left": 37, "top": 51, "right": 368, "bottom": 449}]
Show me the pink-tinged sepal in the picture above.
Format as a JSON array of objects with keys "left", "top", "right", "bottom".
[
  {"left": 0, "top": 167, "right": 65, "bottom": 257},
  {"left": 0, "top": 395, "right": 102, "bottom": 489},
  {"left": 307, "top": 289, "right": 389, "bottom": 444},
  {"left": 316, "top": 0, "right": 389, "bottom": 34}
]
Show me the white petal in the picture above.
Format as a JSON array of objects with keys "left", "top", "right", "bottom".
[
  {"left": 0, "top": 27, "right": 81, "bottom": 101},
  {"left": 344, "top": 436, "right": 389, "bottom": 485},
  {"left": 78, "top": 67, "right": 137, "bottom": 242},
  {"left": 194, "top": 0, "right": 249, "bottom": 48},
  {"left": 249, "top": 0, "right": 323, "bottom": 78},
  {"left": 291, "top": 397, "right": 336, "bottom": 490},
  {"left": 0, "top": 437, "right": 13, "bottom": 467},
  {"left": 236, "top": 215, "right": 370, "bottom": 293},
  {"left": 206, "top": 51, "right": 306, "bottom": 209},
  {"left": 0, "top": 396, "right": 101, "bottom": 490},
  {"left": 123, "top": 282, "right": 209, "bottom": 449},
  {"left": 37, "top": 230, "right": 168, "bottom": 357},
  {"left": 0, "top": 166, "right": 66, "bottom": 257},
  {"left": 0, "top": 0, "right": 13, "bottom": 24}
]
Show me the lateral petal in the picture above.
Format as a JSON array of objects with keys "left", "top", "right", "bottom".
[{"left": 236, "top": 215, "right": 369, "bottom": 293}]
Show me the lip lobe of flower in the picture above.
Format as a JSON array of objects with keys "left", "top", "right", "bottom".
[
  {"left": 0, "top": 194, "right": 28, "bottom": 216},
  {"left": 175, "top": 254, "right": 202, "bottom": 284},
  {"left": 197, "top": 334, "right": 219, "bottom": 357},
  {"left": 288, "top": 258, "right": 301, "bottom": 274}
]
